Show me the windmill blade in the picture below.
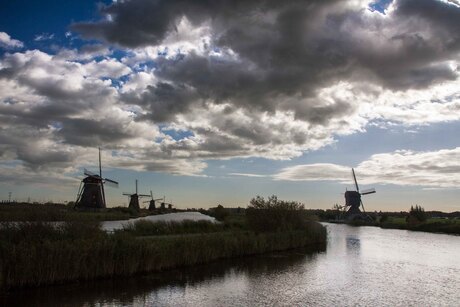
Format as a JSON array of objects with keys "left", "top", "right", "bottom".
[
  {"left": 154, "top": 198, "right": 163, "bottom": 201},
  {"left": 360, "top": 200, "right": 366, "bottom": 213},
  {"left": 104, "top": 178, "right": 119, "bottom": 188},
  {"left": 123, "top": 193, "right": 133, "bottom": 196},
  {"left": 150, "top": 190, "right": 153, "bottom": 199},
  {"left": 361, "top": 188, "right": 376, "bottom": 195},
  {"left": 139, "top": 194, "right": 151, "bottom": 197},
  {"left": 142, "top": 200, "right": 150, "bottom": 203},
  {"left": 352, "top": 168, "right": 359, "bottom": 192}
]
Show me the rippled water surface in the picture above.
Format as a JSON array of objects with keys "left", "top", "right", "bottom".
[{"left": 3, "top": 223, "right": 460, "bottom": 306}]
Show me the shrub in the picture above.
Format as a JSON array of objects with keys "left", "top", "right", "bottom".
[
  {"left": 407, "top": 205, "right": 427, "bottom": 224},
  {"left": 246, "top": 195, "right": 307, "bottom": 232},
  {"left": 208, "top": 205, "right": 229, "bottom": 221}
]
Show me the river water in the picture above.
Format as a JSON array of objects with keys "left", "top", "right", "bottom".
[
  {"left": 2, "top": 223, "right": 459, "bottom": 306},
  {"left": 101, "top": 212, "right": 218, "bottom": 232}
]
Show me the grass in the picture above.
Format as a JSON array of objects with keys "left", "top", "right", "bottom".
[
  {"left": 0, "top": 219, "right": 327, "bottom": 288},
  {"left": 0, "top": 203, "right": 154, "bottom": 222},
  {"left": 379, "top": 217, "right": 460, "bottom": 234}
]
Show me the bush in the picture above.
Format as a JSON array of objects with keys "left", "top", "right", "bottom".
[
  {"left": 246, "top": 195, "right": 307, "bottom": 232},
  {"left": 407, "top": 205, "right": 427, "bottom": 224},
  {"left": 208, "top": 205, "right": 229, "bottom": 221}
]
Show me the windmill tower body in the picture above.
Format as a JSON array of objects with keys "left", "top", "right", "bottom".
[
  {"left": 148, "top": 200, "right": 156, "bottom": 210},
  {"left": 344, "top": 191, "right": 362, "bottom": 215},
  {"left": 76, "top": 176, "right": 105, "bottom": 209},
  {"left": 129, "top": 195, "right": 140, "bottom": 211},
  {"left": 75, "top": 148, "right": 118, "bottom": 209},
  {"left": 124, "top": 180, "right": 150, "bottom": 212}
]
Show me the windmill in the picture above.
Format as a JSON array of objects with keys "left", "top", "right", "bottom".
[
  {"left": 123, "top": 179, "right": 150, "bottom": 211},
  {"left": 143, "top": 190, "right": 163, "bottom": 211},
  {"left": 343, "top": 168, "right": 376, "bottom": 220},
  {"left": 75, "top": 148, "right": 118, "bottom": 209}
]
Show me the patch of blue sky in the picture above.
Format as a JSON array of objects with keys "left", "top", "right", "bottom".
[
  {"left": 0, "top": 160, "right": 22, "bottom": 168},
  {"left": 104, "top": 74, "right": 131, "bottom": 88},
  {"left": 49, "top": 121, "right": 63, "bottom": 130},
  {"left": 368, "top": 0, "right": 393, "bottom": 14},
  {"left": 160, "top": 126, "right": 194, "bottom": 141},
  {"left": 0, "top": 0, "right": 111, "bottom": 48}
]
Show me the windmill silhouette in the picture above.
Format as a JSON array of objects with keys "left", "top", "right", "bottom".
[
  {"left": 343, "top": 168, "right": 376, "bottom": 220},
  {"left": 143, "top": 190, "right": 163, "bottom": 211},
  {"left": 123, "top": 179, "right": 150, "bottom": 211},
  {"left": 75, "top": 148, "right": 118, "bottom": 209}
]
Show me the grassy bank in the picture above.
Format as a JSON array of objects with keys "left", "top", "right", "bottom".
[
  {"left": 0, "top": 202, "right": 180, "bottom": 222},
  {"left": 379, "top": 217, "right": 460, "bottom": 235},
  {"left": 0, "top": 203, "right": 136, "bottom": 221},
  {"left": 331, "top": 217, "right": 460, "bottom": 235},
  {"left": 0, "top": 220, "right": 326, "bottom": 288}
]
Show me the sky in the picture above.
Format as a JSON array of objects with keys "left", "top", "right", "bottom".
[{"left": 0, "top": 0, "right": 459, "bottom": 211}]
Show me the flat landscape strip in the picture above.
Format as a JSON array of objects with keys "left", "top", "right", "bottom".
[{"left": 0, "top": 227, "right": 326, "bottom": 289}]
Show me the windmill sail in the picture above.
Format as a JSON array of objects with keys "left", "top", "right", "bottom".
[
  {"left": 352, "top": 168, "right": 359, "bottom": 192},
  {"left": 360, "top": 188, "right": 376, "bottom": 195}
]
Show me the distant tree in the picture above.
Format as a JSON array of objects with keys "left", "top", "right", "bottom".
[
  {"left": 407, "top": 205, "right": 427, "bottom": 224},
  {"left": 246, "top": 195, "right": 306, "bottom": 232}
]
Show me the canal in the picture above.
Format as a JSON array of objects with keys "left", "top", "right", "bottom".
[{"left": 2, "top": 223, "right": 459, "bottom": 306}]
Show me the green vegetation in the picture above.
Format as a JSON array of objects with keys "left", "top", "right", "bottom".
[
  {"left": 0, "top": 202, "right": 181, "bottom": 222},
  {"left": 246, "top": 196, "right": 308, "bottom": 232},
  {"left": 408, "top": 205, "right": 427, "bottom": 224},
  {"left": 0, "top": 203, "right": 136, "bottom": 221},
  {"left": 0, "top": 196, "right": 327, "bottom": 289},
  {"left": 380, "top": 216, "right": 460, "bottom": 234}
]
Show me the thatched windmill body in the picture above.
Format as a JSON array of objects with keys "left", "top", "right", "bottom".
[
  {"left": 123, "top": 180, "right": 150, "bottom": 211},
  {"left": 75, "top": 148, "right": 118, "bottom": 209},
  {"left": 342, "top": 168, "right": 376, "bottom": 221}
]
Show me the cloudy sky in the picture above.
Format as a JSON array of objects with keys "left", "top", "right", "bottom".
[{"left": 0, "top": 0, "right": 459, "bottom": 211}]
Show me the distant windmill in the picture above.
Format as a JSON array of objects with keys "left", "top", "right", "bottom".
[
  {"left": 343, "top": 168, "right": 376, "bottom": 220},
  {"left": 75, "top": 148, "right": 118, "bottom": 209},
  {"left": 123, "top": 179, "right": 150, "bottom": 211},
  {"left": 143, "top": 190, "right": 163, "bottom": 211}
]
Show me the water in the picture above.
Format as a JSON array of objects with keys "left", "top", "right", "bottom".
[
  {"left": 102, "top": 212, "right": 218, "bottom": 232},
  {"left": 2, "top": 223, "right": 459, "bottom": 306}
]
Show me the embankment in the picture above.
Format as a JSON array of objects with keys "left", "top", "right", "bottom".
[
  {"left": 0, "top": 221, "right": 326, "bottom": 288},
  {"left": 329, "top": 219, "right": 460, "bottom": 235}
]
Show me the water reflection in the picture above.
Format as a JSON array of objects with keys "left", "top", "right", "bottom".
[
  {"left": 2, "top": 223, "right": 460, "bottom": 306},
  {"left": 1, "top": 246, "right": 325, "bottom": 307},
  {"left": 346, "top": 237, "right": 361, "bottom": 252}
]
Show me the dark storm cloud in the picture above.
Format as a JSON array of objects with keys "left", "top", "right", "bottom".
[
  {"left": 122, "top": 81, "right": 200, "bottom": 122},
  {"left": 72, "top": 0, "right": 334, "bottom": 48},
  {"left": 74, "top": 0, "right": 460, "bottom": 97},
  {"left": 57, "top": 118, "right": 136, "bottom": 147}
]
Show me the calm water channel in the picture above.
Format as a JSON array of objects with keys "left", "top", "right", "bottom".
[{"left": 2, "top": 223, "right": 459, "bottom": 306}]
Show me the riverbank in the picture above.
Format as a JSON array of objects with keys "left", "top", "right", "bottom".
[
  {"left": 329, "top": 218, "right": 460, "bottom": 235},
  {"left": 0, "top": 220, "right": 326, "bottom": 289}
]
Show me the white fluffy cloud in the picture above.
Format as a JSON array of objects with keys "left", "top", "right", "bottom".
[
  {"left": 0, "top": 32, "right": 23, "bottom": 49},
  {"left": 274, "top": 147, "right": 460, "bottom": 188}
]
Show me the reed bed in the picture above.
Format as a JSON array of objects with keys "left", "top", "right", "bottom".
[{"left": 0, "top": 220, "right": 326, "bottom": 288}]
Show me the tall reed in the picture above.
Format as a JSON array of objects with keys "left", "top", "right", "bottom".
[{"left": 0, "top": 220, "right": 326, "bottom": 288}]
